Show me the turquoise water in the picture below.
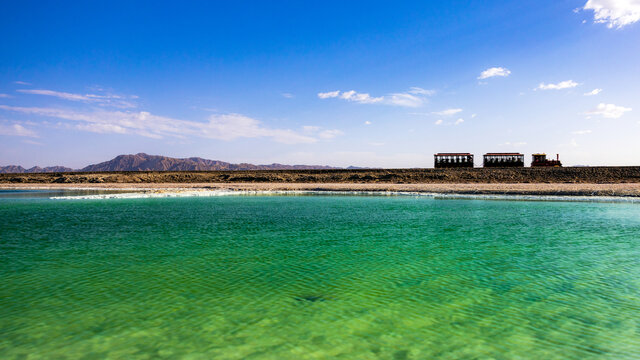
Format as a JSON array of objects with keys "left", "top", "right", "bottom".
[{"left": 1, "top": 190, "right": 640, "bottom": 359}]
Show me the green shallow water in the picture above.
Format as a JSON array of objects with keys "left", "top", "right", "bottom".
[{"left": 1, "top": 191, "right": 640, "bottom": 359}]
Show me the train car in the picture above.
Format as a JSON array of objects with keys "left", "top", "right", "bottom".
[
  {"left": 434, "top": 153, "right": 474, "bottom": 168},
  {"left": 531, "top": 153, "right": 562, "bottom": 167},
  {"left": 483, "top": 153, "right": 524, "bottom": 168}
]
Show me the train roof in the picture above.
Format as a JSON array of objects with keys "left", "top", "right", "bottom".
[
  {"left": 434, "top": 153, "right": 473, "bottom": 156},
  {"left": 484, "top": 153, "right": 524, "bottom": 156}
]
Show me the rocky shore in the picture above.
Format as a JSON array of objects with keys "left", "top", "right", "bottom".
[
  {"left": 2, "top": 167, "right": 640, "bottom": 197},
  {"left": 1, "top": 167, "right": 640, "bottom": 185}
]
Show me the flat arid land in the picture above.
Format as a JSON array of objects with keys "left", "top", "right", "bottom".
[{"left": 2, "top": 167, "right": 640, "bottom": 196}]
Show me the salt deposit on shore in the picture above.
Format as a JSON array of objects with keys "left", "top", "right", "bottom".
[{"left": 3, "top": 182, "right": 640, "bottom": 197}]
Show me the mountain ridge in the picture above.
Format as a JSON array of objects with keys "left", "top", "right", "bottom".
[{"left": 0, "top": 153, "right": 339, "bottom": 173}]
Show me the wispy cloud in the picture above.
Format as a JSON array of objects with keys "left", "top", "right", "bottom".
[
  {"left": 0, "top": 122, "right": 38, "bottom": 137},
  {"left": 364, "top": 121, "right": 372, "bottom": 125},
  {"left": 583, "top": 0, "right": 640, "bottom": 28},
  {"left": 17, "top": 89, "right": 138, "bottom": 109},
  {"left": 433, "top": 108, "right": 463, "bottom": 116},
  {"left": 317, "top": 90, "right": 340, "bottom": 99},
  {"left": 73, "top": 122, "right": 130, "bottom": 135},
  {"left": 302, "top": 126, "right": 344, "bottom": 139},
  {"left": 202, "top": 114, "right": 321, "bottom": 144},
  {"left": 408, "top": 87, "right": 436, "bottom": 96},
  {"left": 536, "top": 80, "right": 579, "bottom": 90},
  {"left": 384, "top": 87, "right": 435, "bottom": 107},
  {"left": 317, "top": 90, "right": 382, "bottom": 104},
  {"left": 0, "top": 105, "right": 338, "bottom": 144},
  {"left": 19, "top": 89, "right": 91, "bottom": 101},
  {"left": 317, "top": 129, "right": 344, "bottom": 139},
  {"left": 281, "top": 93, "right": 294, "bottom": 98},
  {"left": 584, "top": 88, "right": 602, "bottom": 96},
  {"left": 478, "top": 67, "right": 511, "bottom": 80},
  {"left": 585, "top": 103, "right": 632, "bottom": 118},
  {"left": 434, "top": 117, "right": 465, "bottom": 126},
  {"left": 385, "top": 93, "right": 423, "bottom": 107},
  {"left": 572, "top": 129, "right": 592, "bottom": 135},
  {"left": 0, "top": 94, "right": 11, "bottom": 98},
  {"left": 340, "top": 90, "right": 383, "bottom": 104},
  {"left": 318, "top": 87, "right": 434, "bottom": 107},
  {"left": 14, "top": 81, "right": 31, "bottom": 85}
]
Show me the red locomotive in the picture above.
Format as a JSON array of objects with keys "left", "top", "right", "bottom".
[{"left": 531, "top": 153, "right": 562, "bottom": 167}]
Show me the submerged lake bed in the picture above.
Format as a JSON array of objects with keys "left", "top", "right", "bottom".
[{"left": 1, "top": 190, "right": 640, "bottom": 359}]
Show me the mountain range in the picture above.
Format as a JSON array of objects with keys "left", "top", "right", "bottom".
[{"left": 0, "top": 153, "right": 339, "bottom": 173}]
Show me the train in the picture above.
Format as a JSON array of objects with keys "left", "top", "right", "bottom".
[{"left": 434, "top": 152, "right": 562, "bottom": 168}]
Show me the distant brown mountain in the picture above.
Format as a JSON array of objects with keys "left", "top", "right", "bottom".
[
  {"left": 0, "top": 153, "right": 337, "bottom": 173},
  {"left": 0, "top": 165, "right": 74, "bottom": 174}
]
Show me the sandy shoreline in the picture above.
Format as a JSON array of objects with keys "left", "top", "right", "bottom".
[{"left": 3, "top": 182, "right": 640, "bottom": 197}]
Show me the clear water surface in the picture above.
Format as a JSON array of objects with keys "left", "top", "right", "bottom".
[{"left": 1, "top": 190, "right": 639, "bottom": 359}]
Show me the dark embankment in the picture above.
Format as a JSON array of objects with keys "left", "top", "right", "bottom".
[{"left": 1, "top": 167, "right": 640, "bottom": 184}]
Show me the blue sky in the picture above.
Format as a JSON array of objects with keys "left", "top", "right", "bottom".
[{"left": 1, "top": 0, "right": 638, "bottom": 168}]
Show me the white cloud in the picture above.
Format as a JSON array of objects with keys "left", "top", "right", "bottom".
[
  {"left": 536, "top": 80, "right": 579, "bottom": 90},
  {"left": 318, "top": 87, "right": 432, "bottom": 107},
  {"left": 433, "top": 116, "right": 466, "bottom": 126},
  {"left": 303, "top": 126, "right": 344, "bottom": 140},
  {"left": 364, "top": 121, "right": 372, "bottom": 125},
  {"left": 471, "top": 113, "right": 477, "bottom": 118},
  {"left": 318, "top": 129, "right": 344, "bottom": 139},
  {"left": 339, "top": 90, "right": 383, "bottom": 104},
  {"left": 317, "top": 90, "right": 340, "bottom": 99},
  {"left": 74, "top": 123, "right": 130, "bottom": 135},
  {"left": 0, "top": 94, "right": 11, "bottom": 98},
  {"left": 408, "top": 87, "right": 436, "bottom": 96},
  {"left": 0, "top": 105, "right": 336, "bottom": 144},
  {"left": 203, "top": 114, "right": 317, "bottom": 144},
  {"left": 19, "top": 89, "right": 89, "bottom": 101},
  {"left": 14, "top": 81, "right": 31, "bottom": 85},
  {"left": 17, "top": 89, "right": 138, "bottom": 108},
  {"left": 434, "top": 108, "right": 463, "bottom": 116},
  {"left": 478, "top": 67, "right": 511, "bottom": 80},
  {"left": 584, "top": 88, "right": 603, "bottom": 96},
  {"left": 385, "top": 93, "right": 423, "bottom": 107},
  {"left": 583, "top": 0, "right": 640, "bottom": 28},
  {"left": 0, "top": 122, "right": 38, "bottom": 137},
  {"left": 572, "top": 129, "right": 593, "bottom": 134},
  {"left": 586, "top": 103, "right": 632, "bottom": 118},
  {"left": 317, "top": 90, "right": 382, "bottom": 104},
  {"left": 282, "top": 93, "right": 294, "bottom": 98}
]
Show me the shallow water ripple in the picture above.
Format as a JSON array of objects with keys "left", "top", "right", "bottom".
[{"left": 1, "top": 193, "right": 640, "bottom": 359}]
